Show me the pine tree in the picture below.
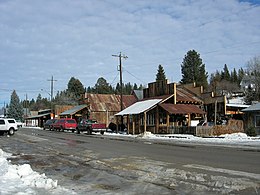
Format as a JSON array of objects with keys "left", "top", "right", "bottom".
[
  {"left": 67, "top": 77, "right": 85, "bottom": 100},
  {"left": 180, "top": 50, "right": 208, "bottom": 88},
  {"left": 94, "top": 77, "right": 113, "bottom": 94},
  {"left": 7, "top": 90, "right": 23, "bottom": 121},
  {"left": 156, "top": 64, "right": 166, "bottom": 81},
  {"left": 221, "top": 64, "right": 231, "bottom": 81}
]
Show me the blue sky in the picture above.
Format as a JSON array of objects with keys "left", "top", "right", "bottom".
[{"left": 0, "top": 0, "right": 259, "bottom": 105}]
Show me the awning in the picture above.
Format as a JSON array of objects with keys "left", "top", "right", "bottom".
[
  {"left": 60, "top": 104, "right": 88, "bottom": 116},
  {"left": 160, "top": 104, "right": 205, "bottom": 114},
  {"left": 26, "top": 113, "right": 51, "bottom": 119},
  {"left": 115, "top": 99, "right": 162, "bottom": 116}
]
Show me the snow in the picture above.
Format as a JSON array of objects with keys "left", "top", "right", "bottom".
[
  {"left": 1, "top": 131, "right": 260, "bottom": 194},
  {"left": 0, "top": 149, "right": 75, "bottom": 195}
]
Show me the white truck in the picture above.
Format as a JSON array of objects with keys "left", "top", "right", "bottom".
[{"left": 0, "top": 118, "right": 18, "bottom": 135}]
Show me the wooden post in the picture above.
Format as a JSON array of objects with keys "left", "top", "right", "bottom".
[
  {"left": 156, "top": 107, "right": 159, "bottom": 134},
  {"left": 127, "top": 115, "right": 130, "bottom": 134},
  {"left": 132, "top": 115, "right": 135, "bottom": 135},
  {"left": 188, "top": 114, "right": 191, "bottom": 126},
  {"left": 166, "top": 113, "right": 170, "bottom": 133},
  {"left": 144, "top": 112, "right": 147, "bottom": 133},
  {"left": 138, "top": 115, "right": 141, "bottom": 134}
]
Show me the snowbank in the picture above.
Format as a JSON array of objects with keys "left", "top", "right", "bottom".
[{"left": 0, "top": 149, "right": 74, "bottom": 194}]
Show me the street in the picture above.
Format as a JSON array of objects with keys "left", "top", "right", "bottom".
[{"left": 0, "top": 128, "right": 259, "bottom": 194}]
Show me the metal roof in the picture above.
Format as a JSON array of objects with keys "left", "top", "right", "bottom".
[
  {"left": 160, "top": 104, "right": 205, "bottom": 114},
  {"left": 242, "top": 103, "right": 260, "bottom": 112},
  {"left": 26, "top": 112, "right": 50, "bottom": 119},
  {"left": 115, "top": 99, "right": 162, "bottom": 116},
  {"left": 86, "top": 93, "right": 137, "bottom": 112},
  {"left": 59, "top": 104, "right": 88, "bottom": 116},
  {"left": 176, "top": 87, "right": 203, "bottom": 103}
]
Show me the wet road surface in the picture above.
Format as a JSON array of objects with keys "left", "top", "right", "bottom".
[{"left": 0, "top": 128, "right": 259, "bottom": 194}]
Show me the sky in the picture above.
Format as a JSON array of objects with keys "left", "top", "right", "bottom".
[{"left": 0, "top": 0, "right": 259, "bottom": 105}]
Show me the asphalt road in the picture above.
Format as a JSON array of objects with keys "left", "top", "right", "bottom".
[{"left": 0, "top": 128, "right": 259, "bottom": 194}]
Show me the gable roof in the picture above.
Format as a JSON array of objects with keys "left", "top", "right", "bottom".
[
  {"left": 160, "top": 104, "right": 205, "bottom": 114},
  {"left": 115, "top": 99, "right": 162, "bottom": 116},
  {"left": 60, "top": 104, "right": 88, "bottom": 116},
  {"left": 176, "top": 87, "right": 203, "bottom": 103},
  {"left": 86, "top": 93, "right": 137, "bottom": 112},
  {"left": 242, "top": 103, "right": 260, "bottom": 112}
]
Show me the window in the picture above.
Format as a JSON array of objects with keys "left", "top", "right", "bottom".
[
  {"left": 147, "top": 113, "right": 155, "bottom": 125},
  {"left": 8, "top": 120, "right": 15, "bottom": 123},
  {"left": 255, "top": 115, "right": 260, "bottom": 127},
  {"left": 159, "top": 112, "right": 167, "bottom": 124},
  {"left": 0, "top": 120, "right": 5, "bottom": 125}
]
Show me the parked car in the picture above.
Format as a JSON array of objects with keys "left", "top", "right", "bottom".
[
  {"left": 52, "top": 118, "right": 77, "bottom": 132},
  {"left": 0, "top": 118, "right": 18, "bottom": 135},
  {"left": 16, "top": 120, "right": 23, "bottom": 128},
  {"left": 77, "top": 119, "right": 107, "bottom": 135},
  {"left": 43, "top": 119, "right": 56, "bottom": 130}
]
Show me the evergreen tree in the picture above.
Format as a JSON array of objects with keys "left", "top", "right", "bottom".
[
  {"left": 156, "top": 64, "right": 166, "bottom": 81},
  {"left": 94, "top": 77, "right": 113, "bottom": 94},
  {"left": 230, "top": 68, "right": 238, "bottom": 84},
  {"left": 180, "top": 50, "right": 208, "bottom": 88},
  {"left": 238, "top": 68, "right": 245, "bottom": 86},
  {"left": 67, "top": 77, "right": 85, "bottom": 100},
  {"left": 221, "top": 64, "right": 231, "bottom": 81},
  {"left": 7, "top": 90, "right": 23, "bottom": 121}
]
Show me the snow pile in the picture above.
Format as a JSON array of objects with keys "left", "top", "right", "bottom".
[
  {"left": 0, "top": 149, "right": 73, "bottom": 194},
  {"left": 220, "top": 133, "right": 249, "bottom": 139},
  {"left": 137, "top": 131, "right": 157, "bottom": 138}
]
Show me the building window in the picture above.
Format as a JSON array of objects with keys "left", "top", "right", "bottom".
[
  {"left": 159, "top": 112, "right": 167, "bottom": 124},
  {"left": 147, "top": 113, "right": 155, "bottom": 125},
  {"left": 255, "top": 115, "right": 260, "bottom": 127}
]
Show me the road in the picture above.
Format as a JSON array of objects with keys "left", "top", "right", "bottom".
[{"left": 0, "top": 128, "right": 259, "bottom": 194}]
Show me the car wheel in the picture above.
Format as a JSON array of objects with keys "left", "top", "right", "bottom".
[{"left": 8, "top": 128, "right": 15, "bottom": 136}]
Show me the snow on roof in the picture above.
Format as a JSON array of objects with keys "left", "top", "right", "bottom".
[
  {"left": 59, "top": 104, "right": 88, "bottom": 116},
  {"left": 226, "top": 104, "right": 250, "bottom": 108},
  {"left": 242, "top": 103, "right": 260, "bottom": 112},
  {"left": 115, "top": 99, "right": 162, "bottom": 115}
]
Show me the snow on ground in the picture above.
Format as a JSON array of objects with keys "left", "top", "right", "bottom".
[
  {"left": 0, "top": 149, "right": 75, "bottom": 195},
  {"left": 1, "top": 130, "right": 259, "bottom": 194},
  {"left": 104, "top": 132, "right": 260, "bottom": 148}
]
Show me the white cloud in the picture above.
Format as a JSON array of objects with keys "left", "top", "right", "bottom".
[{"left": 0, "top": 0, "right": 259, "bottom": 103}]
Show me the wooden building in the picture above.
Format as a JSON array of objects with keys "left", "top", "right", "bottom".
[
  {"left": 242, "top": 102, "right": 260, "bottom": 135},
  {"left": 83, "top": 93, "right": 138, "bottom": 127},
  {"left": 116, "top": 80, "right": 205, "bottom": 134}
]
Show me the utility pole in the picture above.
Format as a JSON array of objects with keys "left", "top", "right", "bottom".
[
  {"left": 112, "top": 52, "right": 128, "bottom": 132},
  {"left": 47, "top": 76, "right": 57, "bottom": 118},
  {"left": 47, "top": 75, "right": 57, "bottom": 102}
]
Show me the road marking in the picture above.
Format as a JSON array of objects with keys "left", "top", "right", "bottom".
[{"left": 183, "top": 164, "right": 260, "bottom": 180}]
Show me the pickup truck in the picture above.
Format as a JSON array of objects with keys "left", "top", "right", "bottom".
[{"left": 76, "top": 119, "right": 107, "bottom": 135}]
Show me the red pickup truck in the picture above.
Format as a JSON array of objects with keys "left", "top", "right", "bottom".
[{"left": 76, "top": 119, "right": 107, "bottom": 135}]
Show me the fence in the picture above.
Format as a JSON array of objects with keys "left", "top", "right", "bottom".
[
  {"left": 168, "top": 126, "right": 197, "bottom": 135},
  {"left": 167, "top": 120, "right": 244, "bottom": 137}
]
